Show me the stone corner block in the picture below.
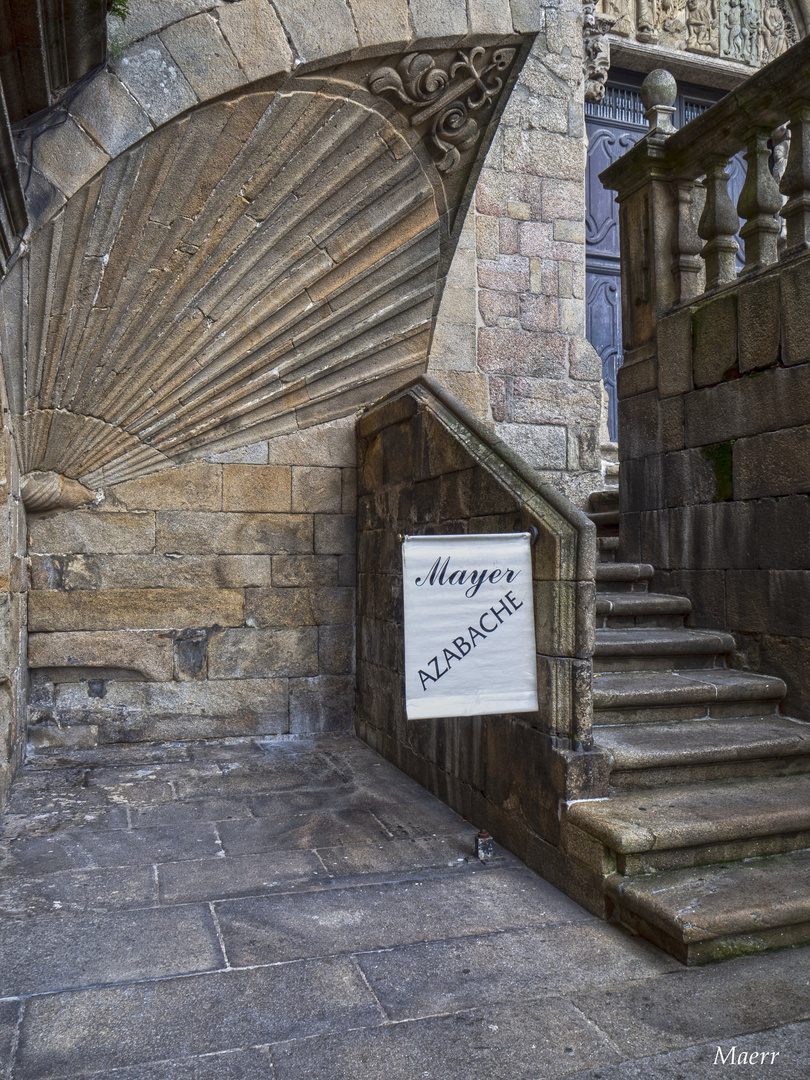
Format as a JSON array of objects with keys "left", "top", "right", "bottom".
[
  {"left": 70, "top": 71, "right": 154, "bottom": 161},
  {"left": 738, "top": 273, "right": 780, "bottom": 374},
  {"left": 780, "top": 258, "right": 810, "bottom": 367},
  {"left": 657, "top": 306, "right": 693, "bottom": 398},
  {"left": 215, "top": 0, "right": 295, "bottom": 81},
  {"left": 693, "top": 292, "right": 737, "bottom": 388},
  {"left": 117, "top": 35, "right": 198, "bottom": 127},
  {"left": 269, "top": 0, "right": 358, "bottom": 62},
  {"left": 160, "top": 13, "right": 246, "bottom": 100},
  {"left": 29, "top": 116, "right": 110, "bottom": 200}
]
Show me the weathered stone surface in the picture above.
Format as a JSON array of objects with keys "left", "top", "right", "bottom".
[
  {"left": 161, "top": 14, "right": 246, "bottom": 98},
  {"left": 28, "top": 511, "right": 155, "bottom": 555},
  {"left": 272, "top": 554, "right": 338, "bottom": 587},
  {"left": 0, "top": 904, "right": 223, "bottom": 997},
  {"left": 693, "top": 294, "right": 737, "bottom": 387},
  {"left": 657, "top": 308, "right": 692, "bottom": 398},
  {"left": 29, "top": 118, "right": 110, "bottom": 199},
  {"left": 111, "top": 463, "right": 221, "bottom": 511},
  {"left": 245, "top": 587, "right": 353, "bottom": 627},
  {"left": 208, "top": 627, "right": 318, "bottom": 678},
  {"left": 781, "top": 257, "right": 810, "bottom": 366},
  {"left": 215, "top": 0, "right": 294, "bottom": 80},
  {"left": 314, "top": 514, "right": 356, "bottom": 554},
  {"left": 271, "top": 0, "right": 358, "bottom": 58},
  {"left": 407, "top": 0, "right": 467, "bottom": 39},
  {"left": 28, "top": 631, "right": 174, "bottom": 682},
  {"left": 290, "top": 675, "right": 354, "bottom": 731},
  {"left": 29, "top": 589, "right": 244, "bottom": 632},
  {"left": 346, "top": 0, "right": 410, "bottom": 47},
  {"left": 265, "top": 418, "right": 356, "bottom": 467},
  {"left": 70, "top": 72, "right": 154, "bottom": 159},
  {"left": 156, "top": 512, "right": 312, "bottom": 554},
  {"left": 291, "top": 467, "right": 342, "bottom": 513},
  {"left": 733, "top": 425, "right": 810, "bottom": 500},
  {"left": 117, "top": 36, "right": 198, "bottom": 125},
  {"left": 738, "top": 274, "right": 780, "bottom": 373},
  {"left": 222, "top": 466, "right": 291, "bottom": 512}
]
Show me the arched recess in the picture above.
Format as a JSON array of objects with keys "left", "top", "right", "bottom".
[{"left": 0, "top": 39, "right": 531, "bottom": 489}]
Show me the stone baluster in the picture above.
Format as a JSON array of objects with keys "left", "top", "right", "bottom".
[
  {"left": 737, "top": 131, "right": 782, "bottom": 273},
  {"left": 698, "top": 158, "right": 739, "bottom": 289},
  {"left": 671, "top": 180, "right": 704, "bottom": 301},
  {"left": 779, "top": 105, "right": 810, "bottom": 256}
]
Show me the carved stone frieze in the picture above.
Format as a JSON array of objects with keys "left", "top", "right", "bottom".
[
  {"left": 367, "top": 46, "right": 517, "bottom": 173},
  {"left": 596, "top": 0, "right": 798, "bottom": 67},
  {"left": 583, "top": 1, "right": 617, "bottom": 102}
]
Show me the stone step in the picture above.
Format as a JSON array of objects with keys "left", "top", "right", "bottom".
[
  {"left": 588, "top": 509, "right": 620, "bottom": 529},
  {"left": 594, "top": 627, "right": 735, "bottom": 672},
  {"left": 595, "top": 563, "right": 654, "bottom": 593},
  {"left": 592, "top": 669, "right": 786, "bottom": 725},
  {"left": 568, "top": 774, "right": 810, "bottom": 870},
  {"left": 596, "top": 591, "right": 691, "bottom": 628},
  {"left": 597, "top": 536, "right": 619, "bottom": 562},
  {"left": 606, "top": 847, "right": 810, "bottom": 964},
  {"left": 588, "top": 489, "right": 619, "bottom": 515},
  {"left": 595, "top": 715, "right": 810, "bottom": 788}
]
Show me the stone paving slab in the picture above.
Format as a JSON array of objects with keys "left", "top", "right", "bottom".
[
  {"left": 569, "top": 946, "right": 810, "bottom": 1058},
  {"left": 216, "top": 807, "right": 392, "bottom": 854},
  {"left": 0, "top": 903, "right": 223, "bottom": 996},
  {"left": 562, "top": 1020, "right": 810, "bottom": 1079},
  {"left": 2, "top": 821, "right": 221, "bottom": 874},
  {"left": 268, "top": 998, "right": 622, "bottom": 1080},
  {"left": 214, "top": 868, "right": 590, "bottom": 967},
  {"left": 0, "top": 862, "right": 156, "bottom": 919},
  {"left": 158, "top": 848, "right": 327, "bottom": 904},
  {"left": 15, "top": 960, "right": 383, "bottom": 1080},
  {"left": 75, "top": 1046, "right": 276, "bottom": 1080},
  {"left": 356, "top": 922, "right": 680, "bottom": 1021},
  {"left": 3, "top": 734, "right": 810, "bottom": 1079}
]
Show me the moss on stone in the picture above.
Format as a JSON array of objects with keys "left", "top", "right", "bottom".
[{"left": 701, "top": 440, "right": 735, "bottom": 502}]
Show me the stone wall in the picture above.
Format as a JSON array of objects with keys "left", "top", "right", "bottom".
[
  {"left": 618, "top": 260, "right": 810, "bottom": 719},
  {"left": 0, "top": 427, "right": 26, "bottom": 807},
  {"left": 429, "top": 0, "right": 604, "bottom": 507},
  {"left": 27, "top": 418, "right": 356, "bottom": 746},
  {"left": 356, "top": 377, "right": 604, "bottom": 880}
]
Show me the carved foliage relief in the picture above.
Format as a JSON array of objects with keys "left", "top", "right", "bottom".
[{"left": 596, "top": 0, "right": 798, "bottom": 65}]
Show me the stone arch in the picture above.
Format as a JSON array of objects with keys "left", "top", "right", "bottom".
[{"left": 0, "top": 2, "right": 537, "bottom": 488}]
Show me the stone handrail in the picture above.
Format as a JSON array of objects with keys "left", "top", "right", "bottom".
[{"left": 599, "top": 35, "right": 810, "bottom": 354}]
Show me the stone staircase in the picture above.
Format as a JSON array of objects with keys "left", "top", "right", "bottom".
[{"left": 567, "top": 487, "right": 810, "bottom": 964}]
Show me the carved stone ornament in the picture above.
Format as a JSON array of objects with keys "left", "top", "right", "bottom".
[
  {"left": 20, "top": 471, "right": 94, "bottom": 513},
  {"left": 597, "top": 0, "right": 798, "bottom": 68},
  {"left": 583, "top": 1, "right": 617, "bottom": 103},
  {"left": 367, "top": 46, "right": 516, "bottom": 173}
]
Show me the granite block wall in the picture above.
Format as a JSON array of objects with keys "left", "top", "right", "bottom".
[
  {"left": 355, "top": 378, "right": 603, "bottom": 880},
  {"left": 0, "top": 428, "right": 26, "bottom": 808},
  {"left": 429, "top": 0, "right": 604, "bottom": 508},
  {"left": 618, "top": 261, "right": 810, "bottom": 718},
  {"left": 26, "top": 418, "right": 357, "bottom": 747}
]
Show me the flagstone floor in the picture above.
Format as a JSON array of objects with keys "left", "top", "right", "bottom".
[{"left": 1, "top": 733, "right": 809, "bottom": 1079}]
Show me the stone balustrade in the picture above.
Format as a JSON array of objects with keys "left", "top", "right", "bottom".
[{"left": 599, "top": 37, "right": 810, "bottom": 722}]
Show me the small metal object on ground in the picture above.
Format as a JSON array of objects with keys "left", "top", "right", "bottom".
[{"left": 476, "top": 830, "right": 493, "bottom": 862}]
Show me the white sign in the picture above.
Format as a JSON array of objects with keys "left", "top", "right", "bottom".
[{"left": 402, "top": 533, "right": 539, "bottom": 720}]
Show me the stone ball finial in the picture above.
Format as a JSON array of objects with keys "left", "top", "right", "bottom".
[
  {"left": 640, "top": 69, "right": 677, "bottom": 134},
  {"left": 641, "top": 69, "right": 677, "bottom": 111}
]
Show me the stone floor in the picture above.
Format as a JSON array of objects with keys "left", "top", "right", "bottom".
[{"left": 1, "top": 736, "right": 809, "bottom": 1079}]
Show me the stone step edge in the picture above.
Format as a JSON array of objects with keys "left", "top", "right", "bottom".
[
  {"left": 594, "top": 628, "right": 736, "bottom": 657},
  {"left": 605, "top": 847, "right": 810, "bottom": 947},
  {"left": 593, "top": 670, "right": 787, "bottom": 711},
  {"left": 595, "top": 563, "right": 654, "bottom": 582},
  {"left": 566, "top": 777, "right": 810, "bottom": 854},
  {"left": 595, "top": 716, "right": 810, "bottom": 771}
]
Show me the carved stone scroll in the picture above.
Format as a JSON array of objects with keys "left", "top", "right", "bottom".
[{"left": 367, "top": 46, "right": 517, "bottom": 173}]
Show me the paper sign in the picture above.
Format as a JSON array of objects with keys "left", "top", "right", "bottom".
[{"left": 402, "top": 533, "right": 539, "bottom": 720}]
